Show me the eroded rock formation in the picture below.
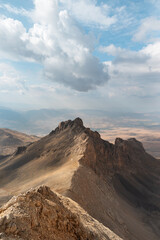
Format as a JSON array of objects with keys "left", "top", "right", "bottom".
[{"left": 0, "top": 186, "right": 122, "bottom": 240}]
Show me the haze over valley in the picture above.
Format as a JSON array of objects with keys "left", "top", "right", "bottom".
[{"left": 1, "top": 107, "right": 160, "bottom": 159}]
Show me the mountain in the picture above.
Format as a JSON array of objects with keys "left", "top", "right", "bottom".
[
  {"left": 0, "top": 107, "right": 160, "bottom": 158},
  {"left": 0, "top": 186, "right": 122, "bottom": 240},
  {"left": 0, "top": 128, "right": 39, "bottom": 156},
  {"left": 0, "top": 118, "right": 160, "bottom": 240},
  {"left": 0, "top": 107, "right": 72, "bottom": 135}
]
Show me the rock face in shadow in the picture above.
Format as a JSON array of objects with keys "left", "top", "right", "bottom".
[
  {"left": 0, "top": 118, "right": 160, "bottom": 240},
  {"left": 0, "top": 186, "right": 122, "bottom": 240}
]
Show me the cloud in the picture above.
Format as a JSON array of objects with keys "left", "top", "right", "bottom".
[
  {"left": 133, "top": 17, "right": 160, "bottom": 42},
  {"left": 0, "top": 3, "right": 30, "bottom": 17},
  {"left": 0, "top": 16, "right": 37, "bottom": 62},
  {"left": 100, "top": 44, "right": 149, "bottom": 64},
  {"left": 0, "top": 0, "right": 109, "bottom": 92},
  {"left": 0, "top": 16, "right": 26, "bottom": 59},
  {"left": 141, "top": 41, "right": 160, "bottom": 72},
  {"left": 59, "top": 0, "right": 116, "bottom": 29},
  {"left": 0, "top": 63, "right": 26, "bottom": 93},
  {"left": 100, "top": 43, "right": 160, "bottom": 98}
]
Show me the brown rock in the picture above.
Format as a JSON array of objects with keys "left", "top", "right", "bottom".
[{"left": 0, "top": 186, "right": 122, "bottom": 240}]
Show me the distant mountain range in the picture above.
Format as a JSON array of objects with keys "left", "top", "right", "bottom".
[
  {"left": 0, "top": 107, "right": 160, "bottom": 158},
  {"left": 0, "top": 107, "right": 160, "bottom": 135}
]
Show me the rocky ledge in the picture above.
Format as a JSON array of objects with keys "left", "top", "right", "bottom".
[{"left": 0, "top": 186, "right": 122, "bottom": 240}]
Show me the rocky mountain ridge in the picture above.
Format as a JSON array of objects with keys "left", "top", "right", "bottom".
[{"left": 0, "top": 118, "right": 160, "bottom": 240}]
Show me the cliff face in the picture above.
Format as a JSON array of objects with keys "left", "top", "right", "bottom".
[
  {"left": 0, "top": 118, "right": 160, "bottom": 240},
  {"left": 81, "top": 129, "right": 157, "bottom": 174}
]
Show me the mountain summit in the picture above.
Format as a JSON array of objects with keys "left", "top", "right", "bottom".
[{"left": 0, "top": 118, "right": 160, "bottom": 240}]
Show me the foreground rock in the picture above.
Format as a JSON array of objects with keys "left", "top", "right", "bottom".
[{"left": 0, "top": 186, "right": 122, "bottom": 240}]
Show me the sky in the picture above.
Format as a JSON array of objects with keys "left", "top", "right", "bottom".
[{"left": 0, "top": 0, "right": 160, "bottom": 112}]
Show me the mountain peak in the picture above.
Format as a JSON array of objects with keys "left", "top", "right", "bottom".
[
  {"left": 58, "top": 117, "right": 84, "bottom": 130},
  {"left": 50, "top": 117, "right": 84, "bottom": 135},
  {"left": 115, "top": 137, "right": 145, "bottom": 152},
  {"left": 73, "top": 117, "right": 84, "bottom": 126}
]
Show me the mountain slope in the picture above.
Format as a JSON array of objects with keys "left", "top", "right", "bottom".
[
  {"left": 0, "top": 186, "right": 122, "bottom": 240},
  {"left": 0, "top": 118, "right": 160, "bottom": 240},
  {"left": 0, "top": 128, "right": 39, "bottom": 156}
]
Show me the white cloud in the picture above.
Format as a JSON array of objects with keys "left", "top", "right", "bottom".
[
  {"left": 100, "top": 44, "right": 149, "bottom": 64},
  {"left": 0, "top": 16, "right": 36, "bottom": 61},
  {"left": 0, "top": 3, "right": 30, "bottom": 17},
  {"left": 0, "top": 0, "right": 109, "bottom": 91},
  {"left": 101, "top": 43, "right": 160, "bottom": 98},
  {"left": 141, "top": 41, "right": 160, "bottom": 72},
  {"left": 0, "top": 17, "right": 25, "bottom": 55},
  {"left": 32, "top": 0, "right": 59, "bottom": 25},
  {"left": 59, "top": 0, "right": 116, "bottom": 29},
  {"left": 0, "top": 63, "right": 26, "bottom": 92},
  {"left": 99, "top": 44, "right": 123, "bottom": 56},
  {"left": 133, "top": 17, "right": 160, "bottom": 42}
]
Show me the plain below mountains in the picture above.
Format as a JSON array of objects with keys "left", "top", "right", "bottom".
[{"left": 0, "top": 118, "right": 160, "bottom": 240}]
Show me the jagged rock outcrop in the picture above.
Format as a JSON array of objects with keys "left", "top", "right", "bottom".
[
  {"left": 49, "top": 117, "right": 84, "bottom": 135},
  {"left": 0, "top": 118, "right": 160, "bottom": 240},
  {"left": 0, "top": 186, "right": 122, "bottom": 240},
  {"left": 14, "top": 146, "right": 27, "bottom": 156}
]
